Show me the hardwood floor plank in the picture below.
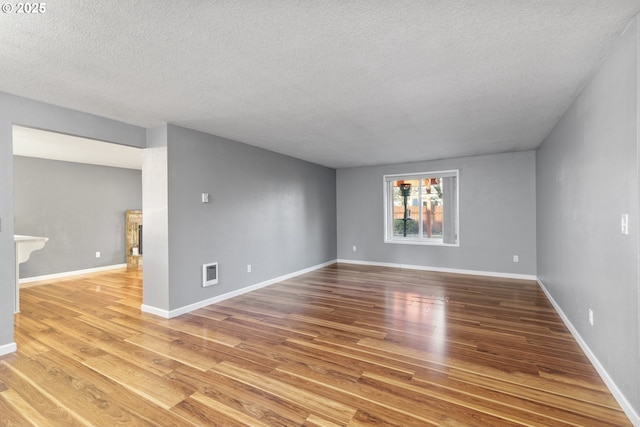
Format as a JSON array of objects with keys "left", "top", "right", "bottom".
[
  {"left": 448, "top": 368, "right": 623, "bottom": 411},
  {"left": 437, "top": 371, "right": 629, "bottom": 426},
  {"left": 124, "top": 333, "right": 219, "bottom": 372},
  {"left": 13, "top": 333, "right": 55, "bottom": 358},
  {"left": 171, "top": 394, "right": 253, "bottom": 427},
  {"left": 409, "top": 372, "right": 624, "bottom": 427},
  {"left": 169, "top": 365, "right": 310, "bottom": 425},
  {"left": 285, "top": 313, "right": 388, "bottom": 340},
  {"left": 81, "top": 354, "right": 193, "bottom": 409},
  {"left": 211, "top": 361, "right": 358, "bottom": 425},
  {"left": 189, "top": 391, "right": 280, "bottom": 427},
  {"left": 76, "top": 313, "right": 141, "bottom": 339},
  {"left": 273, "top": 365, "right": 443, "bottom": 426},
  {"left": 165, "top": 314, "right": 258, "bottom": 347},
  {"left": 103, "top": 387, "right": 196, "bottom": 427},
  {"left": 0, "top": 362, "right": 87, "bottom": 427},
  {"left": 0, "top": 391, "right": 36, "bottom": 427},
  {"left": 0, "top": 264, "right": 631, "bottom": 426},
  {"left": 273, "top": 364, "right": 489, "bottom": 427},
  {"left": 27, "top": 327, "right": 107, "bottom": 363},
  {"left": 0, "top": 388, "right": 57, "bottom": 427},
  {"left": 281, "top": 337, "right": 416, "bottom": 377},
  {"left": 3, "top": 355, "right": 127, "bottom": 426},
  {"left": 302, "top": 414, "right": 344, "bottom": 427}
]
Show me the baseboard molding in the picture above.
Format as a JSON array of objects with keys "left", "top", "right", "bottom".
[
  {"left": 537, "top": 279, "right": 640, "bottom": 427},
  {"left": 140, "top": 304, "right": 170, "bottom": 318},
  {"left": 0, "top": 342, "right": 17, "bottom": 357},
  {"left": 337, "top": 259, "right": 537, "bottom": 281},
  {"left": 19, "top": 264, "right": 127, "bottom": 287},
  {"left": 141, "top": 259, "right": 337, "bottom": 319}
]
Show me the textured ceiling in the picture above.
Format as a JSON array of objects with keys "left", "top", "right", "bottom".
[{"left": 1, "top": 1, "right": 639, "bottom": 168}]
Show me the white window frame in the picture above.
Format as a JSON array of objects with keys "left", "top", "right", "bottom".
[{"left": 383, "top": 170, "right": 459, "bottom": 246}]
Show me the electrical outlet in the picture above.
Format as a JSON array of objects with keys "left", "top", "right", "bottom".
[
  {"left": 247, "top": 264, "right": 251, "bottom": 273},
  {"left": 588, "top": 308, "right": 594, "bottom": 326},
  {"left": 513, "top": 255, "right": 519, "bottom": 263},
  {"left": 352, "top": 245, "right": 357, "bottom": 252},
  {"left": 95, "top": 251, "right": 101, "bottom": 258}
]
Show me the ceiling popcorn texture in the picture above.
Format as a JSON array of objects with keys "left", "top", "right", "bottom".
[{"left": 1, "top": 1, "right": 639, "bottom": 168}]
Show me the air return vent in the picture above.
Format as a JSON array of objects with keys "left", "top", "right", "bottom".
[{"left": 202, "top": 262, "right": 218, "bottom": 287}]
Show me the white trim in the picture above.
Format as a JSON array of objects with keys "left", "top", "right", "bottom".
[
  {"left": 141, "top": 260, "right": 337, "bottom": 319},
  {"left": 140, "top": 304, "right": 170, "bottom": 318},
  {"left": 383, "top": 169, "right": 459, "bottom": 180},
  {"left": 636, "top": 16, "right": 640, "bottom": 426},
  {"left": 19, "top": 264, "right": 127, "bottom": 286},
  {"left": 338, "top": 259, "right": 537, "bottom": 281},
  {"left": 537, "top": 279, "right": 640, "bottom": 427},
  {"left": 383, "top": 169, "right": 460, "bottom": 247},
  {"left": 0, "top": 342, "right": 17, "bottom": 356},
  {"left": 384, "top": 239, "right": 460, "bottom": 247}
]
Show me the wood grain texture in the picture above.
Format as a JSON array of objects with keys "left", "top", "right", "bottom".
[{"left": 0, "top": 264, "right": 631, "bottom": 426}]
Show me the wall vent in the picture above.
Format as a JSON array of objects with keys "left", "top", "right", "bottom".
[{"left": 202, "top": 262, "right": 218, "bottom": 287}]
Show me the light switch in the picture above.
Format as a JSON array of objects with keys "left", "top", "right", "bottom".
[
  {"left": 202, "top": 193, "right": 209, "bottom": 203},
  {"left": 621, "top": 213, "right": 629, "bottom": 235}
]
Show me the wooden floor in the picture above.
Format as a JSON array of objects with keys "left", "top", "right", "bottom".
[{"left": 0, "top": 264, "right": 631, "bottom": 426}]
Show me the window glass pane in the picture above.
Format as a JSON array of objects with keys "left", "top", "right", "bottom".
[
  {"left": 441, "top": 176, "right": 457, "bottom": 244},
  {"left": 392, "top": 179, "right": 419, "bottom": 237},
  {"left": 422, "top": 178, "right": 443, "bottom": 240}
]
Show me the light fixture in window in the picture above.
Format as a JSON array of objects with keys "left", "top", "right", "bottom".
[{"left": 398, "top": 182, "right": 412, "bottom": 237}]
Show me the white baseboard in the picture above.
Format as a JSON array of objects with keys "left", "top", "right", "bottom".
[
  {"left": 19, "top": 264, "right": 127, "bottom": 287},
  {"left": 0, "top": 342, "right": 17, "bottom": 356},
  {"left": 140, "top": 304, "right": 170, "bottom": 318},
  {"left": 537, "top": 279, "right": 640, "bottom": 427},
  {"left": 141, "top": 259, "right": 337, "bottom": 319},
  {"left": 337, "top": 259, "right": 537, "bottom": 281}
]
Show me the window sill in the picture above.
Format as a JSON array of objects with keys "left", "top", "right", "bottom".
[{"left": 384, "top": 238, "right": 459, "bottom": 247}]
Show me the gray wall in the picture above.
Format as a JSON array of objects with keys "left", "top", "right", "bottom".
[
  {"left": 155, "top": 124, "right": 337, "bottom": 311},
  {"left": 142, "top": 124, "right": 170, "bottom": 310},
  {"left": 536, "top": 17, "right": 639, "bottom": 415},
  {"left": 13, "top": 156, "right": 142, "bottom": 278},
  {"left": 0, "top": 91, "right": 146, "bottom": 350},
  {"left": 337, "top": 150, "right": 537, "bottom": 276}
]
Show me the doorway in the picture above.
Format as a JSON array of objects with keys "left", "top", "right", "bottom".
[{"left": 12, "top": 125, "right": 143, "bottom": 307}]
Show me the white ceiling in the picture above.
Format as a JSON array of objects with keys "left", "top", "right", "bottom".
[{"left": 2, "top": 1, "right": 639, "bottom": 169}]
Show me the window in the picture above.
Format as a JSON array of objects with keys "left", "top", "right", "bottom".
[{"left": 384, "top": 170, "right": 459, "bottom": 246}]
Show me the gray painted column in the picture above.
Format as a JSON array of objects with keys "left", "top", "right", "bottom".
[{"left": 142, "top": 125, "right": 170, "bottom": 312}]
